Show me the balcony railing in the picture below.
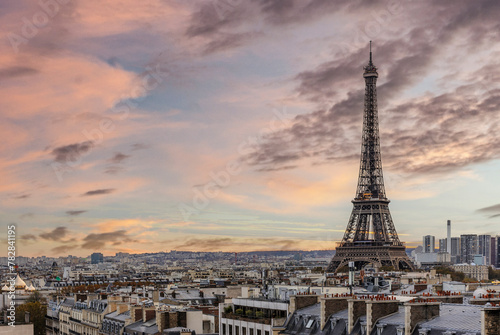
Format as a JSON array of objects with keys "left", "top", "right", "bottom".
[{"left": 222, "top": 313, "right": 272, "bottom": 325}]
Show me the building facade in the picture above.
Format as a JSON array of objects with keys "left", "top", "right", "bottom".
[
  {"left": 423, "top": 235, "right": 435, "bottom": 253},
  {"left": 478, "top": 234, "right": 492, "bottom": 265},
  {"left": 460, "top": 234, "right": 478, "bottom": 264}
]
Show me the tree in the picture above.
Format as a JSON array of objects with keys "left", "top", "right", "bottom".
[
  {"left": 488, "top": 266, "right": 500, "bottom": 280},
  {"left": 15, "top": 301, "right": 47, "bottom": 335},
  {"left": 26, "top": 291, "right": 46, "bottom": 304}
]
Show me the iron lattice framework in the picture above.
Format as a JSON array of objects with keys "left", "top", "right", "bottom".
[{"left": 327, "top": 43, "right": 414, "bottom": 272}]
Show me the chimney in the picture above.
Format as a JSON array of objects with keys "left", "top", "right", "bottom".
[
  {"left": 404, "top": 302, "right": 440, "bottom": 335},
  {"left": 157, "top": 311, "right": 167, "bottom": 333},
  {"left": 130, "top": 306, "right": 143, "bottom": 322},
  {"left": 289, "top": 294, "right": 320, "bottom": 314},
  {"left": 153, "top": 290, "right": 160, "bottom": 304},
  {"left": 320, "top": 296, "right": 349, "bottom": 329},
  {"left": 117, "top": 303, "right": 129, "bottom": 315},
  {"left": 447, "top": 220, "right": 451, "bottom": 254},
  {"left": 366, "top": 300, "right": 399, "bottom": 333},
  {"left": 482, "top": 306, "right": 500, "bottom": 335},
  {"left": 348, "top": 299, "right": 367, "bottom": 334},
  {"left": 143, "top": 306, "right": 156, "bottom": 322},
  {"left": 107, "top": 300, "right": 118, "bottom": 313}
]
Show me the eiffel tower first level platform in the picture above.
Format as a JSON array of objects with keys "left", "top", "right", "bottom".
[{"left": 327, "top": 42, "right": 414, "bottom": 272}]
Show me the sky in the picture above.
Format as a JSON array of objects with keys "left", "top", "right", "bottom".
[{"left": 1, "top": 0, "right": 500, "bottom": 257}]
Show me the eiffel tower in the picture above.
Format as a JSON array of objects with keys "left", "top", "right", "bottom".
[{"left": 327, "top": 42, "right": 414, "bottom": 272}]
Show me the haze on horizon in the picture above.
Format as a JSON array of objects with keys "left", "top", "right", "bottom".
[{"left": 1, "top": 0, "right": 500, "bottom": 257}]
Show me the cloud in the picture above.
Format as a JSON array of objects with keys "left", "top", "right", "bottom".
[
  {"left": 66, "top": 210, "right": 87, "bottom": 216},
  {"left": 477, "top": 204, "right": 500, "bottom": 213},
  {"left": 81, "top": 230, "right": 137, "bottom": 249},
  {"left": 172, "top": 236, "right": 333, "bottom": 252},
  {"left": 51, "top": 141, "right": 94, "bottom": 164},
  {"left": 477, "top": 204, "right": 500, "bottom": 219},
  {"left": 39, "top": 227, "right": 68, "bottom": 241},
  {"left": 19, "top": 234, "right": 38, "bottom": 241},
  {"left": 13, "top": 194, "right": 30, "bottom": 199},
  {"left": 104, "top": 166, "right": 124, "bottom": 175},
  {"left": 110, "top": 153, "right": 130, "bottom": 164},
  {"left": 0, "top": 66, "right": 38, "bottom": 79},
  {"left": 81, "top": 189, "right": 115, "bottom": 196},
  {"left": 51, "top": 245, "right": 75, "bottom": 254}
]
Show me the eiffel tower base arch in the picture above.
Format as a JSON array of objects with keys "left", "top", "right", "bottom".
[{"left": 327, "top": 245, "right": 414, "bottom": 272}]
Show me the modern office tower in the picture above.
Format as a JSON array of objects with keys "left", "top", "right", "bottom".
[
  {"left": 423, "top": 235, "right": 436, "bottom": 253},
  {"left": 478, "top": 234, "right": 492, "bottom": 265},
  {"left": 447, "top": 220, "right": 451, "bottom": 253},
  {"left": 492, "top": 236, "right": 498, "bottom": 267},
  {"left": 460, "top": 234, "right": 478, "bottom": 264},
  {"left": 495, "top": 236, "right": 500, "bottom": 267},
  {"left": 450, "top": 237, "right": 461, "bottom": 263},
  {"left": 439, "top": 238, "right": 447, "bottom": 253},
  {"left": 91, "top": 252, "right": 104, "bottom": 264}
]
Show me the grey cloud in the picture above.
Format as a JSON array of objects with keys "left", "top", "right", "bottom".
[
  {"left": 0, "top": 66, "right": 38, "bottom": 79},
  {"left": 51, "top": 245, "right": 74, "bottom": 254},
  {"left": 20, "top": 234, "right": 38, "bottom": 241},
  {"left": 81, "top": 189, "right": 115, "bottom": 196},
  {"left": 110, "top": 153, "right": 130, "bottom": 164},
  {"left": 477, "top": 204, "right": 500, "bottom": 213},
  {"left": 40, "top": 227, "right": 68, "bottom": 241},
  {"left": 104, "top": 166, "right": 124, "bottom": 175},
  {"left": 13, "top": 194, "right": 30, "bottom": 199},
  {"left": 51, "top": 141, "right": 94, "bottom": 164},
  {"left": 66, "top": 210, "right": 87, "bottom": 216},
  {"left": 81, "top": 230, "right": 137, "bottom": 249}
]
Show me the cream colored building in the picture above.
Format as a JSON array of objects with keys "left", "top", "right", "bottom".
[{"left": 452, "top": 264, "right": 489, "bottom": 281}]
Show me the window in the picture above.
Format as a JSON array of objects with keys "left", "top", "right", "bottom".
[
  {"left": 229, "top": 324, "right": 233, "bottom": 335},
  {"left": 250, "top": 328, "right": 254, "bottom": 335},
  {"left": 257, "top": 329, "right": 262, "bottom": 335},
  {"left": 222, "top": 324, "right": 226, "bottom": 335},
  {"left": 242, "top": 327, "right": 247, "bottom": 335},
  {"left": 265, "top": 331, "right": 269, "bottom": 335},
  {"left": 236, "top": 326, "right": 239, "bottom": 335}
]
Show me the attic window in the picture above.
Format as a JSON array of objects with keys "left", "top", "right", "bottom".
[{"left": 306, "top": 320, "right": 314, "bottom": 329}]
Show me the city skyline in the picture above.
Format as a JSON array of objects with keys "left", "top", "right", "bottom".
[{"left": 2, "top": 1, "right": 500, "bottom": 257}]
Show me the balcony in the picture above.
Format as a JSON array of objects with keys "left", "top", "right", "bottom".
[{"left": 222, "top": 313, "right": 284, "bottom": 326}]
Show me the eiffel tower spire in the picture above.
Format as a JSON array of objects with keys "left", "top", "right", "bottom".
[{"left": 327, "top": 43, "right": 414, "bottom": 272}]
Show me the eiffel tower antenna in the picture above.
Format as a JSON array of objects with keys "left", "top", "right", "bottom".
[{"left": 327, "top": 43, "right": 414, "bottom": 272}]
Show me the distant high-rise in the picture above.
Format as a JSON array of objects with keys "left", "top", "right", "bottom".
[
  {"left": 492, "top": 236, "right": 498, "bottom": 267},
  {"left": 494, "top": 236, "right": 500, "bottom": 268},
  {"left": 439, "top": 238, "right": 447, "bottom": 253},
  {"left": 91, "top": 252, "right": 104, "bottom": 264},
  {"left": 447, "top": 220, "right": 451, "bottom": 254},
  {"left": 460, "top": 234, "right": 478, "bottom": 264},
  {"left": 423, "top": 235, "right": 435, "bottom": 253},
  {"left": 478, "top": 234, "right": 492, "bottom": 265},
  {"left": 450, "top": 237, "right": 460, "bottom": 263}
]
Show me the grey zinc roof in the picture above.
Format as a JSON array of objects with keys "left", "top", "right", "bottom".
[
  {"left": 377, "top": 306, "right": 405, "bottom": 325},
  {"left": 61, "top": 298, "right": 75, "bottom": 307},
  {"left": 125, "top": 320, "right": 159, "bottom": 334},
  {"left": 295, "top": 303, "right": 321, "bottom": 316},
  {"left": 105, "top": 309, "right": 130, "bottom": 322},
  {"left": 418, "top": 303, "right": 481, "bottom": 333}
]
